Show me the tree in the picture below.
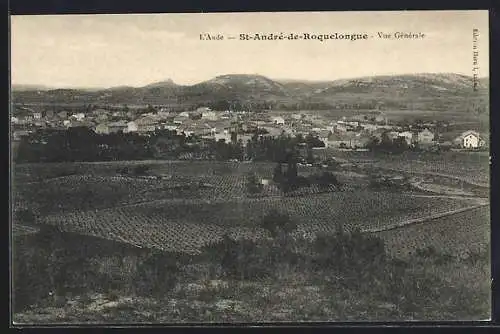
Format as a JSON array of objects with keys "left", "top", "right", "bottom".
[
  {"left": 273, "top": 163, "right": 284, "bottom": 183},
  {"left": 246, "top": 172, "right": 263, "bottom": 194}
]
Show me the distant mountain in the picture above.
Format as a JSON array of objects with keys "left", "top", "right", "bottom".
[
  {"left": 142, "top": 78, "right": 179, "bottom": 89},
  {"left": 12, "top": 84, "right": 53, "bottom": 91},
  {"left": 11, "top": 73, "right": 489, "bottom": 112}
]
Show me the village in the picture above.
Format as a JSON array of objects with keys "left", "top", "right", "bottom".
[{"left": 11, "top": 104, "right": 488, "bottom": 153}]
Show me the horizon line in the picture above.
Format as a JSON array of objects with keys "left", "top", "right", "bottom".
[{"left": 11, "top": 71, "right": 489, "bottom": 91}]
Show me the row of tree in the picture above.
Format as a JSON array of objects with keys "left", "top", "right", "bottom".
[{"left": 15, "top": 127, "right": 327, "bottom": 163}]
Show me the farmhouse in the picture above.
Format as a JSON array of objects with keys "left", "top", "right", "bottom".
[
  {"left": 43, "top": 110, "right": 55, "bottom": 119},
  {"left": 92, "top": 108, "right": 108, "bottom": 116},
  {"left": 13, "top": 109, "right": 34, "bottom": 123},
  {"left": 94, "top": 121, "right": 128, "bottom": 134},
  {"left": 12, "top": 130, "right": 30, "bottom": 141},
  {"left": 202, "top": 111, "right": 218, "bottom": 121},
  {"left": 71, "top": 113, "right": 86, "bottom": 121},
  {"left": 454, "top": 130, "right": 483, "bottom": 149},
  {"left": 387, "top": 131, "right": 400, "bottom": 141},
  {"left": 374, "top": 115, "right": 385, "bottom": 123},
  {"left": 417, "top": 128, "right": 435, "bottom": 145},
  {"left": 163, "top": 124, "right": 179, "bottom": 131},
  {"left": 271, "top": 116, "right": 285, "bottom": 125},
  {"left": 173, "top": 116, "right": 185, "bottom": 124},
  {"left": 57, "top": 111, "right": 69, "bottom": 119},
  {"left": 156, "top": 111, "right": 172, "bottom": 119},
  {"left": 360, "top": 123, "right": 378, "bottom": 131},
  {"left": 196, "top": 106, "right": 211, "bottom": 113},
  {"left": 397, "top": 131, "right": 413, "bottom": 146},
  {"left": 127, "top": 116, "right": 159, "bottom": 133}
]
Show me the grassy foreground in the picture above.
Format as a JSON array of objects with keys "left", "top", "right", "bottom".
[{"left": 12, "top": 217, "right": 490, "bottom": 323}]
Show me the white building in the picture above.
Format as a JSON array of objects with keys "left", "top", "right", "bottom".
[
  {"left": 71, "top": 113, "right": 86, "bottom": 121},
  {"left": 202, "top": 111, "right": 218, "bottom": 121},
  {"left": 271, "top": 116, "right": 285, "bottom": 125},
  {"left": 417, "top": 128, "right": 435, "bottom": 145},
  {"left": 455, "top": 130, "right": 482, "bottom": 148},
  {"left": 196, "top": 107, "right": 211, "bottom": 113},
  {"left": 398, "top": 131, "right": 413, "bottom": 146}
]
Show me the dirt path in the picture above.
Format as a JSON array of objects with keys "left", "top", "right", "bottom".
[
  {"left": 362, "top": 203, "right": 489, "bottom": 233},
  {"left": 377, "top": 166, "right": 489, "bottom": 188}
]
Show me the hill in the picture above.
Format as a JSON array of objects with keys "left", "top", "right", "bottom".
[{"left": 11, "top": 73, "right": 489, "bottom": 112}]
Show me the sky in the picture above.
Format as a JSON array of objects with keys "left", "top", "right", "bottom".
[{"left": 10, "top": 11, "right": 489, "bottom": 88}]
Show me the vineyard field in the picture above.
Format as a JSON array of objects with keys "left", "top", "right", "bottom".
[
  {"left": 38, "top": 191, "right": 477, "bottom": 254},
  {"left": 376, "top": 205, "right": 490, "bottom": 259}
]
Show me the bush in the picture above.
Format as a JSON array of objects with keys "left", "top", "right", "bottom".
[
  {"left": 13, "top": 209, "right": 37, "bottom": 225},
  {"left": 205, "top": 235, "right": 276, "bottom": 280},
  {"left": 246, "top": 173, "right": 263, "bottom": 194},
  {"left": 133, "top": 164, "right": 150, "bottom": 176},
  {"left": 311, "top": 230, "right": 386, "bottom": 272},
  {"left": 133, "top": 252, "right": 179, "bottom": 296},
  {"left": 259, "top": 209, "right": 297, "bottom": 238}
]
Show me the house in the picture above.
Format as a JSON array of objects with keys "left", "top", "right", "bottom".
[
  {"left": 317, "top": 130, "right": 332, "bottom": 147},
  {"left": 375, "top": 115, "right": 387, "bottom": 124},
  {"left": 13, "top": 130, "right": 30, "bottom": 141},
  {"left": 454, "top": 130, "right": 482, "bottom": 149},
  {"left": 156, "top": 111, "right": 172, "bottom": 119},
  {"left": 96, "top": 113, "right": 109, "bottom": 122},
  {"left": 196, "top": 106, "right": 212, "bottom": 113},
  {"left": 95, "top": 121, "right": 128, "bottom": 134},
  {"left": 127, "top": 116, "right": 159, "bottom": 133},
  {"left": 33, "top": 111, "right": 43, "bottom": 120},
  {"left": 334, "top": 123, "right": 348, "bottom": 133},
  {"left": 351, "top": 132, "right": 372, "bottom": 148},
  {"left": 397, "top": 131, "right": 413, "bottom": 146},
  {"left": 13, "top": 109, "right": 34, "bottom": 123},
  {"left": 213, "top": 132, "right": 232, "bottom": 143},
  {"left": 173, "top": 116, "right": 185, "bottom": 124},
  {"left": 112, "top": 111, "right": 126, "bottom": 118},
  {"left": 94, "top": 123, "right": 109, "bottom": 134},
  {"left": 127, "top": 121, "right": 138, "bottom": 133},
  {"left": 271, "top": 116, "right": 285, "bottom": 125},
  {"left": 71, "top": 113, "right": 86, "bottom": 121},
  {"left": 202, "top": 111, "right": 218, "bottom": 121},
  {"left": 43, "top": 110, "right": 55, "bottom": 119},
  {"left": 163, "top": 124, "right": 179, "bottom": 131},
  {"left": 179, "top": 111, "right": 190, "bottom": 118},
  {"left": 417, "top": 128, "right": 435, "bottom": 145},
  {"left": 360, "top": 123, "right": 378, "bottom": 131},
  {"left": 57, "top": 111, "right": 69, "bottom": 119},
  {"left": 387, "top": 131, "right": 400, "bottom": 141}
]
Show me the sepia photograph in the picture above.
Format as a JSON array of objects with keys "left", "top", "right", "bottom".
[{"left": 10, "top": 10, "right": 490, "bottom": 324}]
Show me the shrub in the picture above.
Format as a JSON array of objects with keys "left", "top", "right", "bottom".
[
  {"left": 246, "top": 173, "right": 263, "bottom": 194},
  {"left": 13, "top": 209, "right": 37, "bottom": 225},
  {"left": 259, "top": 209, "right": 297, "bottom": 239},
  {"left": 132, "top": 164, "right": 150, "bottom": 176},
  {"left": 311, "top": 230, "right": 386, "bottom": 272},
  {"left": 133, "top": 252, "right": 179, "bottom": 296},
  {"left": 204, "top": 235, "right": 275, "bottom": 280}
]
